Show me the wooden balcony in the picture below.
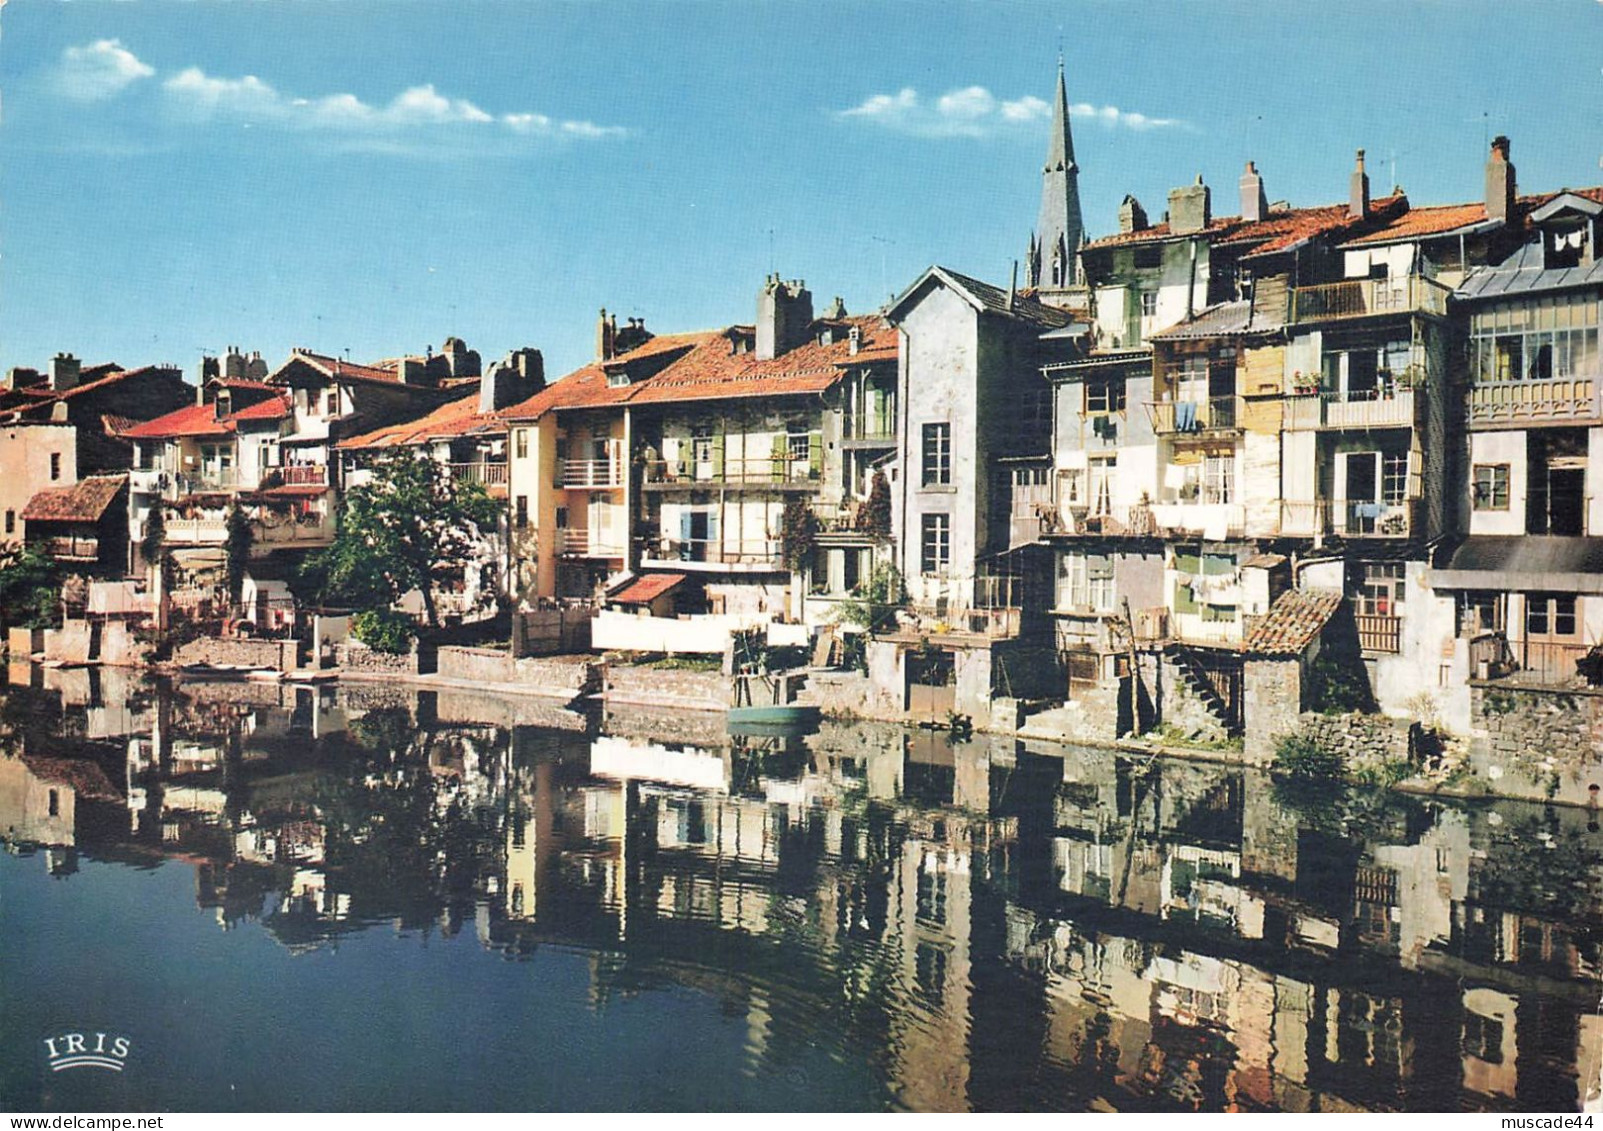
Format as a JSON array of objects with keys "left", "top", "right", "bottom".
[
  {"left": 1468, "top": 376, "right": 1601, "bottom": 429},
  {"left": 1289, "top": 274, "right": 1449, "bottom": 324},
  {"left": 165, "top": 518, "right": 228, "bottom": 544},
  {"left": 559, "top": 458, "right": 623, "bottom": 488},
  {"left": 1331, "top": 499, "right": 1413, "bottom": 538},
  {"left": 275, "top": 464, "right": 329, "bottom": 487},
  {"left": 1148, "top": 396, "right": 1242, "bottom": 436},
  {"left": 557, "top": 528, "right": 626, "bottom": 558},
  {"left": 1355, "top": 613, "right": 1401, "bottom": 654},
  {"left": 448, "top": 462, "right": 509, "bottom": 488},
  {"left": 1282, "top": 389, "right": 1417, "bottom": 430},
  {"left": 642, "top": 457, "right": 819, "bottom": 490},
  {"left": 40, "top": 535, "right": 100, "bottom": 562}
]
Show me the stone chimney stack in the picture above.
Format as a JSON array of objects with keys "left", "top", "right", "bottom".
[
  {"left": 597, "top": 308, "right": 617, "bottom": 362},
  {"left": 1349, "top": 149, "right": 1370, "bottom": 220},
  {"left": 223, "top": 346, "right": 246, "bottom": 381},
  {"left": 1240, "top": 161, "right": 1268, "bottom": 224},
  {"left": 1168, "top": 176, "right": 1211, "bottom": 235},
  {"left": 1119, "top": 195, "right": 1149, "bottom": 235},
  {"left": 1486, "top": 135, "right": 1516, "bottom": 225},
  {"left": 49, "top": 353, "right": 81, "bottom": 393},
  {"left": 756, "top": 275, "right": 814, "bottom": 361}
]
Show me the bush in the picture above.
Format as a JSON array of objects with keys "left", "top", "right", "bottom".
[
  {"left": 1273, "top": 733, "right": 1344, "bottom": 781},
  {"left": 351, "top": 608, "right": 416, "bottom": 654}
]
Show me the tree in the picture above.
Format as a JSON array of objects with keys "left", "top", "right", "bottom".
[
  {"left": 780, "top": 498, "right": 817, "bottom": 572},
  {"left": 831, "top": 562, "right": 907, "bottom": 634},
  {"left": 224, "top": 502, "right": 254, "bottom": 607},
  {"left": 311, "top": 455, "right": 502, "bottom": 627},
  {"left": 0, "top": 544, "right": 62, "bottom": 630},
  {"left": 857, "top": 468, "right": 892, "bottom": 541}
]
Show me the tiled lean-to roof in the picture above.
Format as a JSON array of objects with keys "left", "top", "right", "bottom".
[{"left": 1243, "top": 588, "right": 1344, "bottom": 657}]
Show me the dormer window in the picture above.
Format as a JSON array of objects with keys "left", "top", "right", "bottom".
[
  {"left": 607, "top": 368, "right": 630, "bottom": 388},
  {"left": 1547, "top": 226, "right": 1588, "bottom": 269}
]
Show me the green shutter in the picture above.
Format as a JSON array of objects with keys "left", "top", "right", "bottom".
[
  {"left": 711, "top": 433, "right": 725, "bottom": 479},
  {"left": 808, "top": 431, "right": 823, "bottom": 479},
  {"left": 1173, "top": 580, "right": 1199, "bottom": 615},
  {"left": 771, "top": 434, "right": 787, "bottom": 482}
]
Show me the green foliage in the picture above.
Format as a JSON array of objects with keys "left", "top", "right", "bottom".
[
  {"left": 857, "top": 469, "right": 892, "bottom": 540},
  {"left": 224, "top": 503, "right": 254, "bottom": 605},
  {"left": 781, "top": 498, "right": 817, "bottom": 572},
  {"left": 351, "top": 608, "right": 416, "bottom": 654},
  {"left": 1273, "top": 732, "right": 1345, "bottom": 780},
  {"left": 1482, "top": 690, "right": 1518, "bottom": 715},
  {"left": 140, "top": 504, "right": 167, "bottom": 568},
  {"left": 832, "top": 562, "right": 907, "bottom": 634},
  {"left": 1305, "top": 648, "right": 1374, "bottom": 715},
  {"left": 305, "top": 455, "right": 502, "bottom": 625},
  {"left": 0, "top": 544, "right": 62, "bottom": 630},
  {"left": 1146, "top": 724, "right": 1245, "bottom": 754},
  {"left": 1352, "top": 757, "right": 1413, "bottom": 788}
]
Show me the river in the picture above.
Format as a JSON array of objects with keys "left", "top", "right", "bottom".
[{"left": 1, "top": 666, "right": 1599, "bottom": 1112}]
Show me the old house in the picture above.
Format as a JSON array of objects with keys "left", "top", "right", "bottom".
[{"left": 20, "top": 474, "right": 129, "bottom": 577}]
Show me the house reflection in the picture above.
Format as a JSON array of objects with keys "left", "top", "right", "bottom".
[{"left": 1, "top": 671, "right": 1598, "bottom": 1112}]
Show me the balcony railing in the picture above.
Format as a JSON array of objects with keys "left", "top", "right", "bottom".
[
  {"left": 176, "top": 469, "right": 237, "bottom": 495},
  {"left": 275, "top": 464, "right": 329, "bottom": 487},
  {"left": 254, "top": 512, "right": 329, "bottom": 546},
  {"left": 559, "top": 458, "right": 623, "bottom": 488},
  {"left": 449, "top": 462, "right": 508, "bottom": 488},
  {"left": 165, "top": 518, "right": 229, "bottom": 544},
  {"left": 1036, "top": 503, "right": 1160, "bottom": 538},
  {"left": 643, "top": 457, "right": 818, "bottom": 488},
  {"left": 1355, "top": 613, "right": 1402, "bottom": 654},
  {"left": 1278, "top": 500, "right": 1329, "bottom": 537},
  {"left": 558, "top": 528, "right": 626, "bottom": 557},
  {"left": 843, "top": 417, "right": 896, "bottom": 443},
  {"left": 1149, "top": 501, "right": 1247, "bottom": 539},
  {"left": 1332, "top": 499, "right": 1412, "bottom": 538},
  {"left": 1472, "top": 634, "right": 1597, "bottom": 687},
  {"left": 40, "top": 535, "right": 100, "bottom": 561},
  {"left": 1289, "top": 274, "right": 1450, "bottom": 323},
  {"left": 1148, "top": 396, "right": 1242, "bottom": 435},
  {"left": 643, "top": 537, "right": 784, "bottom": 567},
  {"left": 1469, "top": 376, "right": 1602, "bottom": 427},
  {"left": 1320, "top": 388, "right": 1416, "bottom": 429}
]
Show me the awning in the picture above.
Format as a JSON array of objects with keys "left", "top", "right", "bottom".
[
  {"left": 611, "top": 572, "right": 686, "bottom": 605},
  {"left": 1427, "top": 535, "right": 1603, "bottom": 594}
]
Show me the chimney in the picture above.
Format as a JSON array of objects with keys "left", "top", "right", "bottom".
[
  {"left": 1007, "top": 260, "right": 1018, "bottom": 312},
  {"left": 480, "top": 351, "right": 543, "bottom": 413},
  {"left": 756, "top": 274, "right": 814, "bottom": 361},
  {"left": 397, "top": 357, "right": 427, "bottom": 385},
  {"left": 1349, "top": 149, "right": 1370, "bottom": 220},
  {"left": 1486, "top": 135, "right": 1516, "bottom": 225},
  {"left": 48, "top": 353, "right": 81, "bottom": 393},
  {"left": 597, "top": 308, "right": 616, "bottom": 361},
  {"left": 848, "top": 325, "right": 861, "bottom": 357},
  {"left": 1240, "top": 161, "right": 1268, "bottom": 224},
  {"left": 1118, "top": 196, "right": 1149, "bottom": 235},
  {"left": 223, "top": 346, "right": 246, "bottom": 381},
  {"left": 1168, "top": 176, "right": 1211, "bottom": 235}
]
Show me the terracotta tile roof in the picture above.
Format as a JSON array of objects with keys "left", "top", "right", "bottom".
[
  {"left": 21, "top": 474, "right": 126, "bottom": 523},
  {"left": 1084, "top": 195, "right": 1407, "bottom": 255},
  {"left": 611, "top": 572, "right": 686, "bottom": 605},
  {"left": 20, "top": 754, "right": 122, "bottom": 802},
  {"left": 500, "top": 332, "right": 722, "bottom": 420},
  {"left": 1341, "top": 187, "right": 1603, "bottom": 247},
  {"left": 1243, "top": 588, "right": 1344, "bottom": 657},
  {"left": 1, "top": 365, "right": 184, "bottom": 423},
  {"left": 338, "top": 393, "right": 505, "bottom": 450},
  {"left": 122, "top": 393, "right": 290, "bottom": 439},
  {"left": 101, "top": 414, "right": 140, "bottom": 437}
]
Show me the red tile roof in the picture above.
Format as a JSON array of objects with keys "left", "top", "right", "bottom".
[
  {"left": 21, "top": 474, "right": 126, "bottom": 523},
  {"left": 1341, "top": 187, "right": 1603, "bottom": 247},
  {"left": 500, "top": 332, "right": 717, "bottom": 420},
  {"left": 21, "top": 753, "right": 122, "bottom": 802},
  {"left": 1, "top": 365, "right": 184, "bottom": 424},
  {"left": 1084, "top": 195, "right": 1407, "bottom": 255},
  {"left": 611, "top": 572, "right": 686, "bottom": 605},
  {"left": 338, "top": 393, "right": 505, "bottom": 450},
  {"left": 1243, "top": 588, "right": 1344, "bottom": 656},
  {"left": 122, "top": 393, "right": 290, "bottom": 439},
  {"left": 289, "top": 351, "right": 405, "bottom": 385}
]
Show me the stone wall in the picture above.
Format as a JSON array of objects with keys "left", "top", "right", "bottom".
[
  {"left": 336, "top": 641, "right": 420, "bottom": 676},
  {"left": 804, "top": 669, "right": 883, "bottom": 720},
  {"left": 1243, "top": 658, "right": 1303, "bottom": 765},
  {"left": 600, "top": 702, "right": 728, "bottom": 746},
  {"left": 435, "top": 645, "right": 600, "bottom": 700},
  {"left": 173, "top": 635, "right": 300, "bottom": 671},
  {"left": 1471, "top": 684, "right": 1603, "bottom": 806},
  {"left": 1159, "top": 654, "right": 1232, "bottom": 745},
  {"left": 601, "top": 663, "right": 729, "bottom": 712},
  {"left": 1294, "top": 711, "right": 1416, "bottom": 769}
]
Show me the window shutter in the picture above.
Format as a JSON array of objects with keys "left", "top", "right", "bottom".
[
  {"left": 808, "top": 431, "right": 823, "bottom": 478},
  {"left": 679, "top": 509, "right": 693, "bottom": 545},
  {"left": 711, "top": 433, "right": 725, "bottom": 479},
  {"left": 771, "top": 434, "right": 787, "bottom": 482}
]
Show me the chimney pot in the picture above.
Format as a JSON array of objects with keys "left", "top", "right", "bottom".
[
  {"left": 1349, "top": 148, "right": 1370, "bottom": 219},
  {"left": 1486, "top": 134, "right": 1516, "bottom": 225},
  {"left": 1240, "top": 160, "right": 1268, "bottom": 224}
]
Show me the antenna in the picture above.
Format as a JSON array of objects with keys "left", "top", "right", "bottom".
[
  {"left": 870, "top": 234, "right": 894, "bottom": 304},
  {"left": 766, "top": 227, "right": 775, "bottom": 275}
]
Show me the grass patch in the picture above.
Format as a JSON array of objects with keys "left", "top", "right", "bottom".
[{"left": 1146, "top": 724, "right": 1244, "bottom": 754}]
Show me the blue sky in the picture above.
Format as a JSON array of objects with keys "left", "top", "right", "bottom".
[{"left": 3, "top": 0, "right": 1600, "bottom": 381}]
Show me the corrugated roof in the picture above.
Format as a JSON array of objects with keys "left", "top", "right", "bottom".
[
  {"left": 1243, "top": 588, "right": 1343, "bottom": 656},
  {"left": 611, "top": 572, "right": 686, "bottom": 604},
  {"left": 1430, "top": 536, "right": 1603, "bottom": 594},
  {"left": 21, "top": 474, "right": 126, "bottom": 523},
  {"left": 1147, "top": 299, "right": 1282, "bottom": 340},
  {"left": 1456, "top": 253, "right": 1603, "bottom": 301}
]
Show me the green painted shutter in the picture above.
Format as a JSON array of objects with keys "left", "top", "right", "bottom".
[
  {"left": 771, "top": 434, "right": 787, "bottom": 482},
  {"left": 808, "top": 431, "right": 823, "bottom": 479},
  {"left": 711, "top": 433, "right": 725, "bottom": 479}
]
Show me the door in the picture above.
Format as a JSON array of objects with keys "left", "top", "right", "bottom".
[
  {"left": 1344, "top": 452, "right": 1379, "bottom": 534},
  {"left": 1548, "top": 467, "right": 1585, "bottom": 536},
  {"left": 1524, "top": 593, "right": 1581, "bottom": 683}
]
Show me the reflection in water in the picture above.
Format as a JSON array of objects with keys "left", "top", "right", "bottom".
[{"left": 1, "top": 668, "right": 1600, "bottom": 1112}]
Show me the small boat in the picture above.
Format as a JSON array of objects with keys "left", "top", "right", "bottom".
[{"left": 726, "top": 703, "right": 821, "bottom": 732}]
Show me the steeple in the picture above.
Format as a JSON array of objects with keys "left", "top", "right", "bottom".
[{"left": 1027, "top": 57, "right": 1085, "bottom": 293}]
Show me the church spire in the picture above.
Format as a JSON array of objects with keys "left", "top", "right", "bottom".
[{"left": 1028, "top": 58, "right": 1085, "bottom": 292}]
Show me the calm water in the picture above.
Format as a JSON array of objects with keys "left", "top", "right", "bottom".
[{"left": 2, "top": 667, "right": 1600, "bottom": 1113}]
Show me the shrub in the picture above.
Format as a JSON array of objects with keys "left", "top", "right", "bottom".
[
  {"left": 1273, "top": 733, "right": 1345, "bottom": 781},
  {"left": 351, "top": 608, "right": 416, "bottom": 654}
]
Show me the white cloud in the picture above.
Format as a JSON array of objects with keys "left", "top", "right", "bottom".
[
  {"left": 56, "top": 39, "right": 155, "bottom": 101},
  {"left": 838, "top": 84, "right": 1182, "bottom": 137},
  {"left": 53, "top": 42, "right": 624, "bottom": 148}
]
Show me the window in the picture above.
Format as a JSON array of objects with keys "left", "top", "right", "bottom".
[
  {"left": 920, "top": 513, "right": 950, "bottom": 574},
  {"left": 3, "top": 510, "right": 12, "bottom": 535},
  {"left": 690, "top": 424, "right": 714, "bottom": 465},
  {"left": 1058, "top": 552, "right": 1114, "bottom": 612},
  {"left": 514, "top": 429, "right": 528, "bottom": 459},
  {"left": 1140, "top": 291, "right": 1158, "bottom": 319},
  {"left": 921, "top": 423, "right": 951, "bottom": 486},
  {"left": 1458, "top": 592, "right": 1505, "bottom": 636},
  {"left": 1203, "top": 455, "right": 1235, "bottom": 504},
  {"left": 49, "top": 453, "right": 61, "bottom": 481},
  {"left": 554, "top": 506, "right": 568, "bottom": 529},
  {"left": 1471, "top": 296, "right": 1600, "bottom": 384},
  {"left": 1085, "top": 377, "right": 1127, "bottom": 415},
  {"left": 1358, "top": 562, "right": 1405, "bottom": 616},
  {"left": 1527, "top": 593, "right": 1578, "bottom": 637},
  {"left": 325, "top": 391, "right": 338, "bottom": 416},
  {"left": 1473, "top": 464, "right": 1511, "bottom": 510},
  {"left": 1381, "top": 451, "right": 1409, "bottom": 505},
  {"left": 788, "top": 432, "right": 811, "bottom": 465},
  {"left": 48, "top": 789, "right": 59, "bottom": 818},
  {"left": 514, "top": 495, "right": 529, "bottom": 530}
]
